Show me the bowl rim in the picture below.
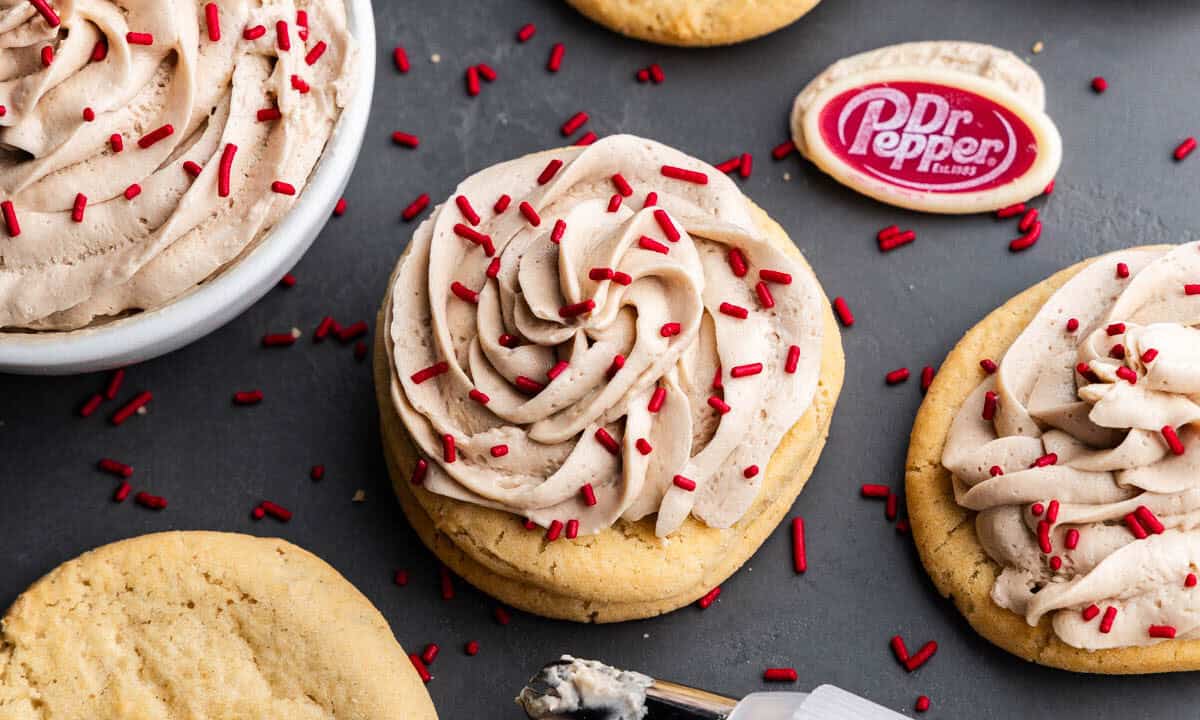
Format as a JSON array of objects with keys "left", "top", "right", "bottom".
[{"left": 0, "top": 0, "right": 376, "bottom": 375}]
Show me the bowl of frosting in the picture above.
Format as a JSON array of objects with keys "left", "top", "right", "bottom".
[{"left": 0, "top": 0, "right": 373, "bottom": 374}]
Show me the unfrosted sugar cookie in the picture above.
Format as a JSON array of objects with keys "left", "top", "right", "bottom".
[
  {"left": 908, "top": 243, "right": 1200, "bottom": 673},
  {"left": 565, "top": 0, "right": 821, "bottom": 47},
  {"left": 376, "top": 135, "right": 844, "bottom": 622},
  {"left": 791, "top": 41, "right": 1061, "bottom": 214},
  {"left": 0, "top": 532, "right": 439, "bottom": 717}
]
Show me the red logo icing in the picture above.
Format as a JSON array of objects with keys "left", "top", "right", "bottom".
[{"left": 818, "top": 81, "right": 1039, "bottom": 194}]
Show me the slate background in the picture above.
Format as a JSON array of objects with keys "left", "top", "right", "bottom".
[{"left": 4, "top": 1, "right": 1200, "bottom": 717}]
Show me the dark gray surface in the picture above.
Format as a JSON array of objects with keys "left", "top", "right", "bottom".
[{"left": 3, "top": 1, "right": 1200, "bottom": 717}]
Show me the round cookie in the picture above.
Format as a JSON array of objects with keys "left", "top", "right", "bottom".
[
  {"left": 905, "top": 246, "right": 1200, "bottom": 674},
  {"left": 565, "top": 0, "right": 822, "bottom": 47},
  {"left": 0, "top": 532, "right": 439, "bottom": 717},
  {"left": 376, "top": 194, "right": 844, "bottom": 624}
]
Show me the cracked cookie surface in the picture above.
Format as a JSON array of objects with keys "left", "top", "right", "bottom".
[{"left": 0, "top": 532, "right": 438, "bottom": 718}]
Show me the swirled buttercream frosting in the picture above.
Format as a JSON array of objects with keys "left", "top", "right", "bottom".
[
  {"left": 0, "top": 0, "right": 356, "bottom": 331},
  {"left": 386, "top": 135, "right": 824, "bottom": 538},
  {"left": 943, "top": 242, "right": 1200, "bottom": 649}
]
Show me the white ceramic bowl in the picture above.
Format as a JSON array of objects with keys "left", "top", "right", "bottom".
[{"left": 0, "top": 0, "right": 375, "bottom": 375}]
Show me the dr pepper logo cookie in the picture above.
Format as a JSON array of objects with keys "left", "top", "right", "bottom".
[{"left": 791, "top": 41, "right": 1062, "bottom": 214}]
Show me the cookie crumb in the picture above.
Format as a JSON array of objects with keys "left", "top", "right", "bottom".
[
  {"left": 1031, "top": 40, "right": 1044, "bottom": 54},
  {"left": 352, "top": 489, "right": 366, "bottom": 502},
  {"left": 783, "top": 172, "right": 792, "bottom": 181},
  {"left": 430, "top": 53, "right": 440, "bottom": 63}
]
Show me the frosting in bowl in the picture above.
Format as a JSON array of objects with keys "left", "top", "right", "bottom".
[
  {"left": 386, "top": 135, "right": 824, "bottom": 538},
  {"left": 0, "top": 0, "right": 356, "bottom": 331},
  {"left": 943, "top": 242, "right": 1200, "bottom": 649}
]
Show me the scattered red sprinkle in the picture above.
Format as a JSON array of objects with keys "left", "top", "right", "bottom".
[
  {"left": 183, "top": 160, "right": 203, "bottom": 177},
  {"left": 1018, "top": 208, "right": 1040, "bottom": 233},
  {"left": 653, "top": 209, "right": 680, "bottom": 242},
  {"left": 1163, "top": 425, "right": 1185, "bottom": 455},
  {"left": 310, "top": 464, "right": 325, "bottom": 481},
  {"left": 1116, "top": 366, "right": 1138, "bottom": 384},
  {"left": 1124, "top": 513, "right": 1148, "bottom": 539},
  {"left": 465, "top": 65, "right": 481, "bottom": 96},
  {"left": 763, "top": 668, "right": 797, "bottom": 683},
  {"left": 561, "top": 111, "right": 588, "bottom": 136},
  {"left": 755, "top": 281, "right": 776, "bottom": 309},
  {"left": 727, "top": 248, "right": 749, "bottom": 277},
  {"left": 271, "top": 180, "right": 296, "bottom": 195},
  {"left": 391, "top": 130, "right": 419, "bottom": 148},
  {"left": 648, "top": 63, "right": 664, "bottom": 84},
  {"left": 403, "top": 193, "right": 430, "bottom": 221},
  {"left": 772, "top": 139, "right": 796, "bottom": 160},
  {"left": 262, "top": 332, "right": 296, "bottom": 347},
  {"left": 879, "top": 229, "right": 916, "bottom": 252},
  {"left": 465, "top": 640, "right": 480, "bottom": 656},
  {"left": 486, "top": 257, "right": 501, "bottom": 278},
  {"left": 517, "top": 23, "right": 536, "bottom": 42},
  {"left": 28, "top": 0, "right": 60, "bottom": 27},
  {"left": 611, "top": 173, "right": 633, "bottom": 198},
  {"left": 890, "top": 635, "right": 909, "bottom": 664},
  {"left": 744, "top": 465, "right": 759, "bottom": 478},
  {"left": 329, "top": 318, "right": 364, "bottom": 341},
  {"left": 442, "top": 433, "right": 458, "bottom": 463},
  {"left": 996, "top": 203, "right": 1026, "bottom": 219},
  {"left": 468, "top": 388, "right": 490, "bottom": 405},
  {"left": 1149, "top": 625, "right": 1177, "bottom": 639},
  {"left": 126, "top": 31, "right": 154, "bottom": 45},
  {"left": 915, "top": 696, "right": 931, "bottom": 713},
  {"left": 715, "top": 156, "right": 740, "bottom": 174},
  {"left": 885, "top": 368, "right": 910, "bottom": 385},
  {"left": 982, "top": 391, "right": 998, "bottom": 421},
  {"left": 305, "top": 41, "right": 327, "bottom": 66},
  {"left": 1066, "top": 317, "right": 1080, "bottom": 332},
  {"left": 290, "top": 74, "right": 310, "bottom": 93},
  {"left": 1135, "top": 505, "right": 1165, "bottom": 534},
  {"left": 411, "top": 361, "right": 450, "bottom": 385},
  {"left": 1047, "top": 499, "right": 1060, "bottom": 523},
  {"left": 731, "top": 363, "right": 762, "bottom": 378},
  {"left": 233, "top": 389, "right": 263, "bottom": 405},
  {"left": 124, "top": 184, "right": 142, "bottom": 200},
  {"left": 673, "top": 474, "right": 696, "bottom": 491},
  {"left": 274, "top": 21, "right": 289, "bottom": 50},
  {"left": 642, "top": 192, "right": 657, "bottom": 208},
  {"left": 980, "top": 358, "right": 998, "bottom": 374},
  {"left": 109, "top": 133, "right": 124, "bottom": 152},
  {"left": 79, "top": 393, "right": 104, "bottom": 417},
  {"left": 612, "top": 271, "right": 632, "bottom": 285},
  {"left": 547, "top": 42, "right": 564, "bottom": 72},
  {"left": 111, "top": 391, "right": 152, "bottom": 425},
  {"left": 1187, "top": 573, "right": 1198, "bottom": 588},
  {"left": 204, "top": 2, "right": 220, "bottom": 41},
  {"left": 332, "top": 197, "right": 347, "bottom": 216},
  {"left": 904, "top": 641, "right": 937, "bottom": 672},
  {"left": 635, "top": 438, "right": 653, "bottom": 455},
  {"left": 1082, "top": 604, "right": 1100, "bottom": 621},
  {"left": 696, "top": 587, "right": 721, "bottom": 609},
  {"left": 920, "top": 366, "right": 935, "bottom": 392},
  {"left": 1032, "top": 453, "right": 1058, "bottom": 468},
  {"left": 547, "top": 361, "right": 569, "bottom": 380},
  {"left": 581, "top": 484, "right": 597, "bottom": 506},
  {"left": 260, "top": 500, "right": 292, "bottom": 522},
  {"left": 595, "top": 427, "right": 620, "bottom": 454},
  {"left": 638, "top": 236, "right": 669, "bottom": 254},
  {"left": 137, "top": 124, "right": 175, "bottom": 150},
  {"left": 660, "top": 322, "right": 682, "bottom": 337},
  {"left": 113, "top": 482, "right": 132, "bottom": 502},
  {"left": 135, "top": 492, "right": 167, "bottom": 510},
  {"left": 1175, "top": 137, "right": 1197, "bottom": 161},
  {"left": 1037, "top": 520, "right": 1052, "bottom": 553},
  {"left": 1065, "top": 528, "right": 1080, "bottom": 550},
  {"left": 718, "top": 302, "right": 748, "bottom": 319},
  {"left": 91, "top": 39, "right": 107, "bottom": 61},
  {"left": 1099, "top": 606, "right": 1118, "bottom": 633},
  {"left": 862, "top": 484, "right": 890, "bottom": 498},
  {"left": 738, "top": 153, "right": 753, "bottom": 179},
  {"left": 67, "top": 192, "right": 87, "bottom": 222},
  {"left": 1009, "top": 221, "right": 1042, "bottom": 252},
  {"left": 648, "top": 386, "right": 667, "bottom": 413},
  {"left": 660, "top": 165, "right": 708, "bottom": 184},
  {"left": 451, "top": 280, "right": 480, "bottom": 304},
  {"left": 1043, "top": 179, "right": 1056, "bottom": 195},
  {"left": 218, "top": 142, "right": 237, "bottom": 197},
  {"left": 558, "top": 299, "right": 594, "bottom": 318},
  {"left": 420, "top": 643, "right": 439, "bottom": 665},
  {"left": 786, "top": 345, "right": 801, "bottom": 374},
  {"left": 1091, "top": 76, "right": 1108, "bottom": 93},
  {"left": 409, "top": 654, "right": 432, "bottom": 683},
  {"left": 493, "top": 194, "right": 511, "bottom": 214},
  {"left": 519, "top": 201, "right": 541, "bottom": 226},
  {"left": 411, "top": 458, "right": 428, "bottom": 485},
  {"left": 439, "top": 565, "right": 455, "bottom": 600},
  {"left": 244, "top": 24, "right": 266, "bottom": 40},
  {"left": 546, "top": 519, "right": 563, "bottom": 541},
  {"left": 40, "top": 45, "right": 53, "bottom": 66},
  {"left": 833, "top": 297, "right": 854, "bottom": 326},
  {"left": 574, "top": 131, "right": 597, "bottom": 146},
  {"left": 565, "top": 519, "right": 579, "bottom": 539},
  {"left": 393, "top": 46, "right": 409, "bottom": 72},
  {"left": 1186, "top": 284, "right": 1200, "bottom": 296},
  {"left": 886, "top": 492, "right": 898, "bottom": 520},
  {"left": 707, "top": 396, "right": 731, "bottom": 415},
  {"left": 97, "top": 458, "right": 133, "bottom": 478},
  {"left": 606, "top": 194, "right": 623, "bottom": 212}
]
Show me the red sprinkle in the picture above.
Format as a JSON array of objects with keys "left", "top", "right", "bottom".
[
  {"left": 465, "top": 65, "right": 480, "bottom": 97},
  {"left": 69, "top": 193, "right": 87, "bottom": 223},
  {"left": 915, "top": 696, "right": 931, "bottom": 713},
  {"left": 996, "top": 202, "right": 1026, "bottom": 219},
  {"left": 40, "top": 45, "right": 53, "bottom": 67},
  {"left": 411, "top": 458, "right": 428, "bottom": 485},
  {"left": 886, "top": 492, "right": 898, "bottom": 520},
  {"left": 310, "top": 465, "right": 325, "bottom": 481},
  {"left": 886, "top": 368, "right": 910, "bottom": 385},
  {"left": 649, "top": 63, "right": 664, "bottom": 84},
  {"left": 547, "top": 361, "right": 569, "bottom": 381},
  {"left": 653, "top": 209, "right": 681, "bottom": 242},
  {"left": 126, "top": 31, "right": 154, "bottom": 45},
  {"left": 111, "top": 391, "right": 152, "bottom": 425},
  {"left": 561, "top": 111, "right": 588, "bottom": 136},
  {"left": 792, "top": 517, "right": 806, "bottom": 573},
  {"left": 1066, "top": 317, "right": 1080, "bottom": 332},
  {"left": 403, "top": 193, "right": 431, "bottom": 221},
  {"left": 1019, "top": 208, "right": 1040, "bottom": 233},
  {"left": 244, "top": 24, "right": 266, "bottom": 40},
  {"left": 1135, "top": 505, "right": 1165, "bottom": 534},
  {"left": 538, "top": 158, "right": 563, "bottom": 185},
  {"left": 982, "top": 391, "right": 998, "bottom": 421},
  {"left": 486, "top": 257, "right": 501, "bottom": 278},
  {"left": 124, "top": 184, "right": 142, "bottom": 200},
  {"left": 643, "top": 192, "right": 657, "bottom": 208},
  {"left": 1116, "top": 366, "right": 1138, "bottom": 384},
  {"left": 421, "top": 643, "right": 439, "bottom": 665},
  {"left": 305, "top": 41, "right": 327, "bottom": 66},
  {"left": 1175, "top": 137, "right": 1197, "bottom": 161},
  {"left": 113, "top": 482, "right": 132, "bottom": 502},
  {"left": 719, "top": 302, "right": 748, "bottom": 319},
  {"left": 515, "top": 375, "right": 544, "bottom": 394},
  {"left": 574, "top": 131, "right": 597, "bottom": 146},
  {"left": 612, "top": 271, "right": 632, "bottom": 285},
  {"left": 547, "top": 42, "right": 564, "bottom": 72},
  {"left": 290, "top": 75, "right": 310, "bottom": 93},
  {"left": 581, "top": 484, "right": 597, "bottom": 506},
  {"left": 660, "top": 165, "right": 708, "bottom": 185},
  {"left": 707, "top": 396, "right": 731, "bottom": 415},
  {"left": 546, "top": 520, "right": 563, "bottom": 541},
  {"left": 464, "top": 640, "right": 481, "bottom": 656},
  {"left": 332, "top": 197, "right": 348, "bottom": 215},
  {"left": 1141, "top": 348, "right": 1159, "bottom": 364},
  {"left": 79, "top": 393, "right": 104, "bottom": 417},
  {"left": 91, "top": 39, "right": 107, "bottom": 61},
  {"left": 673, "top": 475, "right": 696, "bottom": 491},
  {"left": 559, "top": 299, "right": 595, "bottom": 318},
  {"left": 1099, "top": 606, "right": 1118, "bottom": 633},
  {"left": 442, "top": 434, "right": 457, "bottom": 463},
  {"left": 1032, "top": 453, "right": 1058, "bottom": 468},
  {"left": 833, "top": 297, "right": 854, "bottom": 326},
  {"left": 1187, "top": 573, "right": 1198, "bottom": 588},
  {"left": 660, "top": 322, "right": 682, "bottom": 337},
  {"left": 744, "top": 466, "right": 759, "bottom": 478},
  {"left": 638, "top": 236, "right": 669, "bottom": 254},
  {"left": 771, "top": 139, "right": 796, "bottom": 160},
  {"left": 1091, "top": 76, "right": 1108, "bottom": 93},
  {"left": 261, "top": 500, "right": 292, "bottom": 522},
  {"left": 1065, "top": 529, "right": 1080, "bottom": 550},
  {"left": 1150, "top": 625, "right": 1177, "bottom": 639},
  {"left": 1124, "top": 513, "right": 1148, "bottom": 539},
  {"left": 490, "top": 444, "right": 509, "bottom": 458},
  {"left": 920, "top": 366, "right": 935, "bottom": 392},
  {"left": 565, "top": 519, "right": 579, "bottom": 539},
  {"left": 468, "top": 389, "right": 490, "bottom": 405},
  {"left": 28, "top": 0, "right": 60, "bottom": 27},
  {"left": 595, "top": 427, "right": 620, "bottom": 454},
  {"left": 697, "top": 587, "right": 721, "bottom": 609},
  {"left": 1186, "top": 284, "right": 1200, "bottom": 296},
  {"left": 731, "top": 363, "right": 762, "bottom": 378},
  {"left": 904, "top": 641, "right": 937, "bottom": 672},
  {"left": 97, "top": 458, "right": 133, "bottom": 478},
  {"left": 1047, "top": 499, "right": 1060, "bottom": 523},
  {"left": 261, "top": 332, "right": 296, "bottom": 347},
  {"left": 138, "top": 124, "right": 174, "bottom": 149},
  {"left": 611, "top": 173, "right": 633, "bottom": 197},
  {"left": 218, "top": 143, "right": 237, "bottom": 197},
  {"left": 109, "top": 134, "right": 124, "bottom": 152},
  {"left": 763, "top": 668, "right": 797, "bottom": 683},
  {"left": 271, "top": 180, "right": 296, "bottom": 195},
  {"left": 980, "top": 358, "right": 998, "bottom": 374},
  {"left": 606, "top": 194, "right": 622, "bottom": 213},
  {"left": 391, "top": 130, "right": 419, "bottom": 148},
  {"left": 879, "top": 230, "right": 916, "bottom": 252},
  {"left": 274, "top": 21, "right": 289, "bottom": 50},
  {"left": 890, "top": 635, "right": 909, "bottom": 664},
  {"left": 393, "top": 46, "right": 409, "bottom": 72},
  {"left": 519, "top": 201, "right": 541, "bottom": 226},
  {"left": 233, "top": 389, "right": 263, "bottom": 405},
  {"left": 648, "top": 386, "right": 667, "bottom": 412},
  {"left": 409, "top": 654, "right": 432, "bottom": 683},
  {"left": 1083, "top": 604, "right": 1100, "bottom": 621},
  {"left": 755, "top": 281, "right": 775, "bottom": 309},
  {"left": 1044, "top": 179, "right": 1056, "bottom": 195},
  {"left": 183, "top": 160, "right": 203, "bottom": 177},
  {"left": 517, "top": 23, "right": 536, "bottom": 42},
  {"left": 1163, "top": 425, "right": 1186, "bottom": 455},
  {"left": 411, "top": 361, "right": 450, "bottom": 384},
  {"left": 715, "top": 156, "right": 741, "bottom": 174},
  {"left": 739, "top": 153, "right": 753, "bottom": 179},
  {"left": 1009, "top": 222, "right": 1042, "bottom": 252},
  {"left": 134, "top": 492, "right": 167, "bottom": 510},
  {"left": 1037, "top": 520, "right": 1052, "bottom": 553},
  {"left": 862, "top": 484, "right": 890, "bottom": 498},
  {"left": 727, "top": 248, "right": 749, "bottom": 277},
  {"left": 786, "top": 345, "right": 801, "bottom": 374},
  {"left": 1115, "top": 261, "right": 1130, "bottom": 279},
  {"left": 204, "top": 2, "right": 220, "bottom": 41}
]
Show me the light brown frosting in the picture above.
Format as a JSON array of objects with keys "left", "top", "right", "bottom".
[
  {"left": 943, "top": 242, "right": 1200, "bottom": 649},
  {"left": 387, "top": 135, "right": 824, "bottom": 537},
  {"left": 0, "top": 0, "right": 355, "bottom": 331}
]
